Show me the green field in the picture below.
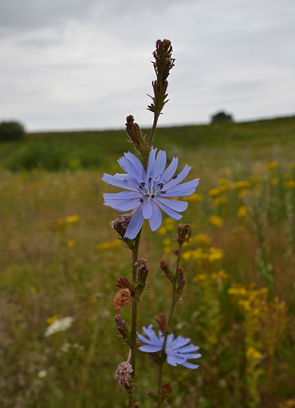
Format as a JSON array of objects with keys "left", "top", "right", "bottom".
[{"left": 0, "top": 116, "right": 295, "bottom": 407}]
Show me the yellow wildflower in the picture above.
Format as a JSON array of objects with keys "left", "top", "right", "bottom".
[
  {"left": 67, "top": 240, "right": 75, "bottom": 247},
  {"left": 284, "top": 180, "right": 295, "bottom": 188},
  {"left": 193, "top": 274, "right": 206, "bottom": 282},
  {"left": 267, "top": 161, "right": 278, "bottom": 169},
  {"left": 192, "top": 248, "right": 208, "bottom": 260},
  {"left": 209, "top": 188, "right": 219, "bottom": 198},
  {"left": 208, "top": 247, "right": 224, "bottom": 262},
  {"left": 237, "top": 206, "right": 247, "bottom": 218},
  {"left": 218, "top": 178, "right": 228, "bottom": 185},
  {"left": 163, "top": 238, "right": 171, "bottom": 246},
  {"left": 271, "top": 178, "right": 278, "bottom": 185},
  {"left": 157, "top": 227, "right": 167, "bottom": 235},
  {"left": 232, "top": 180, "right": 251, "bottom": 190},
  {"left": 194, "top": 233, "right": 212, "bottom": 247},
  {"left": 246, "top": 347, "right": 263, "bottom": 360},
  {"left": 212, "top": 270, "right": 228, "bottom": 280},
  {"left": 209, "top": 215, "right": 224, "bottom": 228},
  {"left": 164, "top": 246, "right": 171, "bottom": 254},
  {"left": 65, "top": 214, "right": 79, "bottom": 223}
]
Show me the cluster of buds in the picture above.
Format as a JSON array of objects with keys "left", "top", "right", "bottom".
[
  {"left": 125, "top": 115, "right": 150, "bottom": 158},
  {"left": 148, "top": 39, "right": 175, "bottom": 117},
  {"left": 115, "top": 258, "right": 149, "bottom": 301}
]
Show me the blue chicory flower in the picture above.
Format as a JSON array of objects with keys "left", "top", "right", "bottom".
[
  {"left": 138, "top": 324, "right": 201, "bottom": 369},
  {"left": 102, "top": 148, "right": 199, "bottom": 239}
]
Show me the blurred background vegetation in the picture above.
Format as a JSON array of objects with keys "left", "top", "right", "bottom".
[{"left": 0, "top": 115, "right": 295, "bottom": 408}]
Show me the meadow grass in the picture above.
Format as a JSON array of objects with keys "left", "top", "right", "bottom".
[{"left": 0, "top": 117, "right": 295, "bottom": 407}]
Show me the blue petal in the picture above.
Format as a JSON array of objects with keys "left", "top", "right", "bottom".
[
  {"left": 149, "top": 202, "right": 162, "bottom": 231},
  {"left": 103, "top": 191, "right": 141, "bottom": 200},
  {"left": 161, "top": 157, "right": 178, "bottom": 182},
  {"left": 104, "top": 199, "right": 140, "bottom": 212},
  {"left": 139, "top": 345, "right": 162, "bottom": 353},
  {"left": 164, "top": 164, "right": 191, "bottom": 190},
  {"left": 171, "top": 335, "right": 191, "bottom": 349},
  {"left": 142, "top": 325, "right": 163, "bottom": 346},
  {"left": 146, "top": 148, "right": 157, "bottom": 181},
  {"left": 124, "top": 206, "right": 144, "bottom": 239},
  {"left": 178, "top": 353, "right": 202, "bottom": 359},
  {"left": 165, "top": 179, "right": 200, "bottom": 197},
  {"left": 153, "top": 150, "right": 167, "bottom": 179},
  {"left": 156, "top": 197, "right": 188, "bottom": 212},
  {"left": 118, "top": 156, "right": 142, "bottom": 180},
  {"left": 176, "top": 344, "right": 200, "bottom": 353},
  {"left": 102, "top": 173, "right": 137, "bottom": 191},
  {"left": 180, "top": 361, "right": 199, "bottom": 369},
  {"left": 124, "top": 152, "right": 145, "bottom": 180},
  {"left": 142, "top": 198, "right": 153, "bottom": 219},
  {"left": 166, "top": 354, "right": 186, "bottom": 367},
  {"left": 156, "top": 200, "right": 183, "bottom": 220}
]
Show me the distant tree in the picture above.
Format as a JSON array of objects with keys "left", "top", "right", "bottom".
[
  {"left": 0, "top": 121, "right": 25, "bottom": 142},
  {"left": 211, "top": 111, "right": 234, "bottom": 124}
]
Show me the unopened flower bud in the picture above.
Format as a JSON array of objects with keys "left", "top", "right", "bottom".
[
  {"left": 113, "top": 288, "right": 131, "bottom": 313},
  {"left": 159, "top": 259, "right": 173, "bottom": 282},
  {"left": 116, "top": 361, "right": 133, "bottom": 387},
  {"left": 125, "top": 115, "right": 149, "bottom": 156},
  {"left": 177, "top": 224, "right": 191, "bottom": 243},
  {"left": 154, "top": 314, "right": 167, "bottom": 333},
  {"left": 116, "top": 276, "right": 135, "bottom": 296},
  {"left": 133, "top": 403, "right": 140, "bottom": 408},
  {"left": 110, "top": 214, "right": 133, "bottom": 239},
  {"left": 135, "top": 258, "right": 149, "bottom": 294},
  {"left": 161, "top": 383, "right": 173, "bottom": 397},
  {"left": 115, "top": 314, "right": 130, "bottom": 344}
]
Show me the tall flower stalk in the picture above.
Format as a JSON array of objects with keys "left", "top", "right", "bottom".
[{"left": 103, "top": 40, "right": 200, "bottom": 407}]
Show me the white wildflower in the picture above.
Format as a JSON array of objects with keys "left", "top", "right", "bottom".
[{"left": 44, "top": 316, "right": 74, "bottom": 337}]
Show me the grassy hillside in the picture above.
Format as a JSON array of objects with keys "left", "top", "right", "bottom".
[{"left": 0, "top": 115, "right": 294, "bottom": 171}]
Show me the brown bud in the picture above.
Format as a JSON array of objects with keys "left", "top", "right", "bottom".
[
  {"left": 115, "top": 314, "right": 130, "bottom": 343},
  {"left": 113, "top": 288, "right": 131, "bottom": 313},
  {"left": 177, "top": 224, "right": 191, "bottom": 243},
  {"left": 154, "top": 314, "right": 167, "bottom": 333},
  {"left": 159, "top": 259, "right": 173, "bottom": 282},
  {"left": 116, "top": 361, "right": 133, "bottom": 386},
  {"left": 116, "top": 276, "right": 135, "bottom": 296},
  {"left": 110, "top": 214, "right": 133, "bottom": 239},
  {"left": 161, "top": 383, "right": 173, "bottom": 397},
  {"left": 133, "top": 403, "right": 140, "bottom": 408}
]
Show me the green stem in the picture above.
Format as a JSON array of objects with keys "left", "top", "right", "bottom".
[{"left": 128, "top": 229, "right": 142, "bottom": 408}]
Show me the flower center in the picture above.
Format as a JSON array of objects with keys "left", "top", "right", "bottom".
[{"left": 138, "top": 178, "right": 166, "bottom": 202}]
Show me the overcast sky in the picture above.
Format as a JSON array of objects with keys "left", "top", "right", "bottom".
[{"left": 0, "top": 0, "right": 294, "bottom": 132}]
